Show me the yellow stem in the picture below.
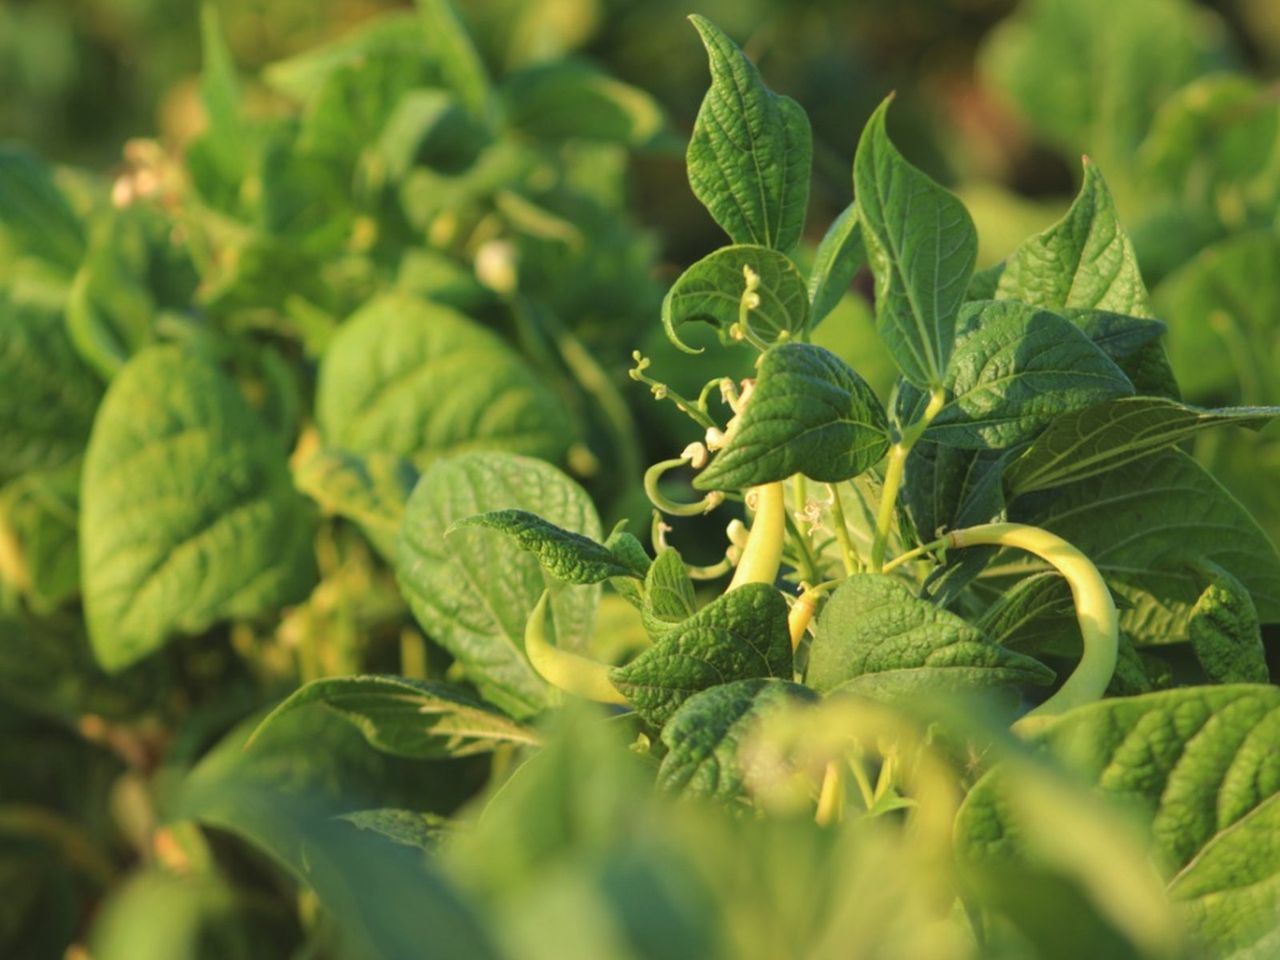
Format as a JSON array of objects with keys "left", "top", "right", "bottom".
[
  {"left": 815, "top": 759, "right": 845, "bottom": 826},
  {"left": 870, "top": 388, "right": 946, "bottom": 572},
  {"left": 727, "top": 482, "right": 787, "bottom": 590},
  {"left": 524, "top": 591, "right": 628, "bottom": 705}
]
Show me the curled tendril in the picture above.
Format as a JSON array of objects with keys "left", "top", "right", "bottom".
[
  {"left": 644, "top": 457, "right": 724, "bottom": 517},
  {"left": 629, "top": 352, "right": 718, "bottom": 430}
]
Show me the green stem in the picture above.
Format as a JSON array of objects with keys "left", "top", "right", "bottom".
[
  {"left": 828, "top": 483, "right": 860, "bottom": 575},
  {"left": 644, "top": 457, "right": 723, "bottom": 517},
  {"left": 870, "top": 389, "right": 946, "bottom": 572},
  {"left": 727, "top": 482, "right": 787, "bottom": 590}
]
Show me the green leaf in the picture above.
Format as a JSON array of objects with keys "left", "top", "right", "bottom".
[
  {"left": 926, "top": 301, "right": 1133, "bottom": 450},
  {"left": 198, "top": 4, "right": 250, "bottom": 182},
  {"left": 805, "top": 574, "right": 1054, "bottom": 697},
  {"left": 960, "top": 684, "right": 1280, "bottom": 956},
  {"left": 454, "top": 509, "right": 648, "bottom": 583},
  {"left": 253, "top": 675, "right": 540, "bottom": 759},
  {"left": 0, "top": 145, "right": 85, "bottom": 272},
  {"left": 807, "top": 202, "right": 863, "bottom": 325},
  {"left": 396, "top": 453, "right": 601, "bottom": 718},
  {"left": 377, "top": 89, "right": 487, "bottom": 181},
  {"left": 686, "top": 15, "right": 812, "bottom": 251},
  {"left": 994, "top": 161, "right": 1154, "bottom": 317},
  {"left": 0, "top": 297, "right": 102, "bottom": 484},
  {"left": 339, "top": 809, "right": 450, "bottom": 853},
  {"left": 80, "top": 346, "right": 315, "bottom": 671},
  {"left": 610, "top": 583, "right": 792, "bottom": 726},
  {"left": 1188, "top": 565, "right": 1268, "bottom": 685},
  {"left": 1154, "top": 229, "right": 1280, "bottom": 403},
  {"left": 1065, "top": 308, "right": 1178, "bottom": 399},
  {"left": 662, "top": 244, "right": 809, "bottom": 353},
  {"left": 694, "top": 343, "right": 888, "bottom": 490},
  {"left": 293, "top": 447, "right": 419, "bottom": 558},
  {"left": 316, "top": 295, "right": 573, "bottom": 469},
  {"left": 657, "top": 678, "right": 817, "bottom": 801},
  {"left": 642, "top": 548, "right": 697, "bottom": 639},
  {"left": 262, "top": 12, "right": 424, "bottom": 102},
  {"left": 1006, "top": 397, "right": 1280, "bottom": 495},
  {"left": 854, "top": 96, "right": 977, "bottom": 387},
  {"left": 0, "top": 462, "right": 80, "bottom": 610},
  {"left": 416, "top": 0, "right": 491, "bottom": 117},
  {"left": 1013, "top": 450, "right": 1280, "bottom": 643},
  {"left": 501, "top": 60, "right": 665, "bottom": 146}
]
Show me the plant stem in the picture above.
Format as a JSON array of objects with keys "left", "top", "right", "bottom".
[
  {"left": 815, "top": 759, "right": 846, "bottom": 826},
  {"left": 727, "top": 482, "right": 786, "bottom": 590},
  {"left": 870, "top": 388, "right": 946, "bottom": 572},
  {"left": 828, "top": 483, "right": 860, "bottom": 575}
]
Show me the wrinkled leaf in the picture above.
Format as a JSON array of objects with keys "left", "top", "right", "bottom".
[
  {"left": 1188, "top": 565, "right": 1268, "bottom": 684},
  {"left": 642, "top": 548, "right": 697, "bottom": 639},
  {"left": 454, "top": 509, "right": 648, "bottom": 583}
]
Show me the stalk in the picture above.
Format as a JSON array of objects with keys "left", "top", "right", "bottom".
[
  {"left": 870, "top": 388, "right": 946, "bottom": 572},
  {"left": 727, "top": 482, "right": 786, "bottom": 590}
]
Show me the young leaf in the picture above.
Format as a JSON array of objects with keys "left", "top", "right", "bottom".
[
  {"left": 1013, "top": 450, "right": 1280, "bottom": 642},
  {"left": 694, "top": 343, "right": 889, "bottom": 490},
  {"left": 0, "top": 297, "right": 102, "bottom": 483},
  {"left": 81, "top": 346, "right": 315, "bottom": 671},
  {"left": 686, "top": 15, "right": 812, "bottom": 251},
  {"left": 642, "top": 548, "right": 698, "bottom": 639},
  {"left": 854, "top": 96, "right": 978, "bottom": 388},
  {"left": 662, "top": 244, "right": 809, "bottom": 353},
  {"left": 805, "top": 574, "right": 1054, "bottom": 697},
  {"left": 253, "top": 675, "right": 541, "bottom": 759},
  {"left": 316, "top": 295, "right": 573, "bottom": 469},
  {"left": 453, "top": 509, "right": 649, "bottom": 583},
  {"left": 1005, "top": 397, "right": 1280, "bottom": 495},
  {"left": 293, "top": 447, "right": 419, "bottom": 558},
  {"left": 995, "top": 161, "right": 1154, "bottom": 317},
  {"left": 501, "top": 60, "right": 666, "bottom": 146},
  {"left": 1187, "top": 566, "right": 1268, "bottom": 684},
  {"left": 0, "top": 146, "right": 85, "bottom": 272},
  {"left": 926, "top": 301, "right": 1133, "bottom": 450},
  {"left": 396, "top": 452, "right": 601, "bottom": 719},
  {"left": 610, "top": 582, "right": 792, "bottom": 726},
  {"left": 807, "top": 203, "right": 863, "bottom": 325},
  {"left": 657, "top": 678, "right": 817, "bottom": 801}
]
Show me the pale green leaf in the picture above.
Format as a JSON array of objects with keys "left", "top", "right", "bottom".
[
  {"left": 453, "top": 509, "right": 648, "bottom": 583},
  {"left": 396, "top": 452, "right": 601, "bottom": 719},
  {"left": 81, "top": 346, "right": 315, "bottom": 671},
  {"left": 642, "top": 547, "right": 697, "bottom": 639},
  {"left": 1188, "top": 565, "right": 1268, "bottom": 685},
  {"left": 694, "top": 343, "right": 889, "bottom": 489},
  {"left": 807, "top": 202, "right": 863, "bottom": 325},
  {"left": 416, "top": 0, "right": 491, "bottom": 116},
  {"left": 686, "top": 15, "right": 812, "bottom": 251},
  {"left": 854, "top": 97, "right": 977, "bottom": 387},
  {"left": 293, "top": 447, "right": 419, "bottom": 558}
]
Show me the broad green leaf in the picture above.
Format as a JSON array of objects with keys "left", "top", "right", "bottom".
[
  {"left": 396, "top": 453, "right": 601, "bottom": 718},
  {"left": 1013, "top": 450, "right": 1280, "bottom": 642},
  {"left": 0, "top": 462, "right": 80, "bottom": 610},
  {"left": 995, "top": 161, "right": 1154, "bottom": 317},
  {"left": 1006, "top": 397, "right": 1280, "bottom": 495},
  {"left": 854, "top": 97, "right": 977, "bottom": 387},
  {"left": 81, "top": 346, "right": 315, "bottom": 671},
  {"left": 903, "top": 444, "right": 1006, "bottom": 543},
  {"left": 316, "top": 295, "right": 572, "bottom": 469},
  {"left": 339, "top": 809, "right": 449, "bottom": 853},
  {"left": 262, "top": 12, "right": 425, "bottom": 101},
  {"left": 807, "top": 202, "right": 863, "bottom": 325},
  {"left": 610, "top": 583, "right": 792, "bottom": 726},
  {"left": 0, "top": 297, "right": 102, "bottom": 483},
  {"left": 416, "top": 0, "right": 491, "bottom": 116},
  {"left": 979, "top": 0, "right": 1227, "bottom": 176},
  {"left": 686, "top": 15, "right": 812, "bottom": 252},
  {"left": 1154, "top": 229, "right": 1280, "bottom": 403},
  {"left": 1065, "top": 307, "right": 1178, "bottom": 399},
  {"left": 805, "top": 574, "right": 1054, "bottom": 696},
  {"left": 657, "top": 678, "right": 817, "bottom": 801},
  {"left": 1188, "top": 566, "right": 1268, "bottom": 684},
  {"left": 694, "top": 343, "right": 889, "bottom": 490},
  {"left": 501, "top": 60, "right": 665, "bottom": 146},
  {"left": 642, "top": 548, "right": 697, "bottom": 639},
  {"left": 661, "top": 244, "right": 809, "bottom": 353},
  {"left": 926, "top": 301, "right": 1133, "bottom": 450},
  {"left": 0, "top": 146, "right": 84, "bottom": 272},
  {"left": 377, "top": 89, "right": 487, "bottom": 181},
  {"left": 254, "top": 675, "right": 540, "bottom": 759},
  {"left": 453, "top": 509, "right": 649, "bottom": 583},
  {"left": 293, "top": 447, "right": 418, "bottom": 558},
  {"left": 960, "top": 686, "right": 1280, "bottom": 908}
]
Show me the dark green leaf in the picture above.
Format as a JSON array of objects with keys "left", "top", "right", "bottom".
[
  {"left": 81, "top": 346, "right": 315, "bottom": 670},
  {"left": 805, "top": 574, "right": 1054, "bottom": 696},
  {"left": 657, "top": 679, "right": 817, "bottom": 801},
  {"left": 502, "top": 60, "right": 665, "bottom": 146},
  {"left": 854, "top": 96, "right": 977, "bottom": 387},
  {"left": 454, "top": 509, "right": 648, "bottom": 583},
  {"left": 396, "top": 452, "right": 601, "bottom": 718},
  {"left": 694, "top": 343, "right": 888, "bottom": 489},
  {"left": 0, "top": 146, "right": 84, "bottom": 272},
  {"left": 1006, "top": 397, "right": 1279, "bottom": 495},
  {"left": 610, "top": 583, "right": 792, "bottom": 726},
  {"left": 1065, "top": 308, "right": 1178, "bottom": 399},
  {"left": 661, "top": 244, "right": 809, "bottom": 353},
  {"left": 926, "top": 300, "right": 1133, "bottom": 450},
  {"left": 1188, "top": 565, "right": 1268, "bottom": 684},
  {"left": 642, "top": 548, "right": 697, "bottom": 639},
  {"left": 253, "top": 675, "right": 541, "bottom": 759},
  {"left": 686, "top": 16, "right": 812, "bottom": 251},
  {"left": 807, "top": 203, "right": 863, "bottom": 324}
]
